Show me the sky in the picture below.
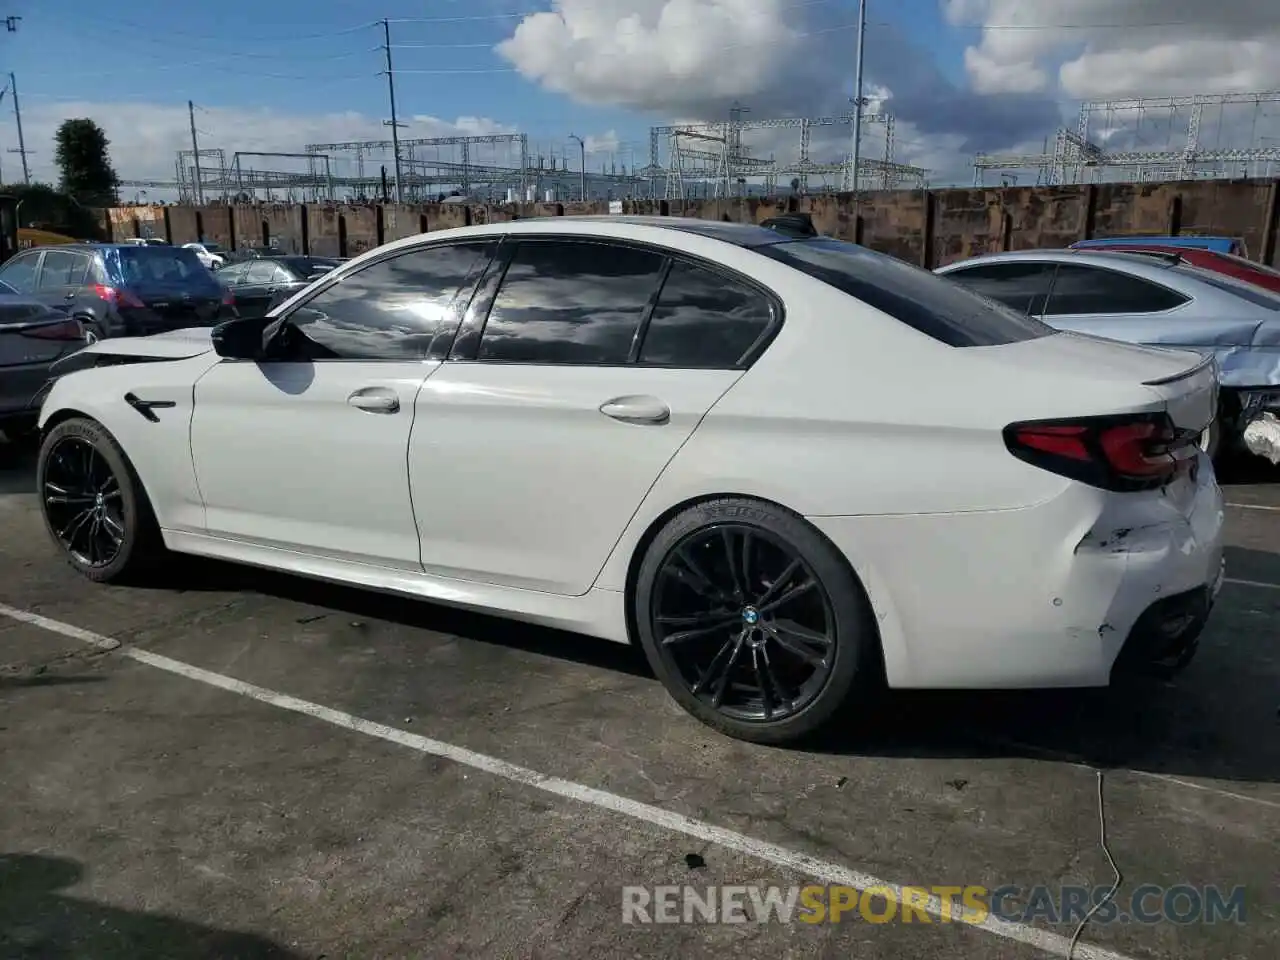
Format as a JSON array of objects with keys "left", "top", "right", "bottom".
[{"left": 3, "top": 0, "right": 1280, "bottom": 198}]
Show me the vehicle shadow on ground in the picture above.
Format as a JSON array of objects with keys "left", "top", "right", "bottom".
[
  {"left": 1217, "top": 450, "right": 1280, "bottom": 486},
  {"left": 0, "top": 853, "right": 304, "bottom": 959},
  {"left": 3, "top": 440, "right": 1274, "bottom": 786},
  {"left": 0, "top": 444, "right": 35, "bottom": 495},
  {"left": 158, "top": 547, "right": 1280, "bottom": 787}
]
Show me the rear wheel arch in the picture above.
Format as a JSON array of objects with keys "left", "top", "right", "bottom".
[{"left": 621, "top": 492, "right": 885, "bottom": 681}]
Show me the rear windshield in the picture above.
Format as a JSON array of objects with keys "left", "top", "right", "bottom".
[
  {"left": 117, "top": 246, "right": 214, "bottom": 286},
  {"left": 758, "top": 238, "right": 1057, "bottom": 347},
  {"left": 1175, "top": 264, "right": 1280, "bottom": 311}
]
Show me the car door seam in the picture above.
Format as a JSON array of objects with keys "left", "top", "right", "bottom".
[
  {"left": 584, "top": 370, "right": 747, "bottom": 595},
  {"left": 406, "top": 361, "right": 445, "bottom": 572}
]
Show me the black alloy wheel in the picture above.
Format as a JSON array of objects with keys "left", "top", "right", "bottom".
[
  {"left": 652, "top": 523, "right": 836, "bottom": 722},
  {"left": 43, "top": 436, "right": 127, "bottom": 568},
  {"left": 37, "top": 418, "right": 164, "bottom": 583},
  {"left": 634, "top": 497, "right": 877, "bottom": 744}
]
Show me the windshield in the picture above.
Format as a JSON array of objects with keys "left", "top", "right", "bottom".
[
  {"left": 758, "top": 238, "right": 1058, "bottom": 347},
  {"left": 202, "top": 242, "right": 224, "bottom": 253}
]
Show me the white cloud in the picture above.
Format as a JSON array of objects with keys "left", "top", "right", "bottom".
[
  {"left": 956, "top": 0, "right": 1280, "bottom": 99},
  {"left": 496, "top": 0, "right": 806, "bottom": 115}
]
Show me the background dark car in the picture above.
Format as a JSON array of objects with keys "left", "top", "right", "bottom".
[
  {"left": 0, "top": 244, "right": 235, "bottom": 340},
  {"left": 0, "top": 294, "right": 85, "bottom": 441},
  {"left": 218, "top": 256, "right": 342, "bottom": 318}
]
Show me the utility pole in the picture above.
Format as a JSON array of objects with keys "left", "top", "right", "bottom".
[
  {"left": 188, "top": 100, "right": 204, "bottom": 205},
  {"left": 10, "top": 73, "right": 28, "bottom": 184},
  {"left": 569, "top": 134, "right": 585, "bottom": 201},
  {"left": 848, "top": 0, "right": 867, "bottom": 208},
  {"left": 380, "top": 18, "right": 404, "bottom": 203}
]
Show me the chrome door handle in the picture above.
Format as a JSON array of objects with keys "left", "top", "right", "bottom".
[
  {"left": 347, "top": 387, "right": 400, "bottom": 414},
  {"left": 599, "top": 395, "right": 670, "bottom": 425}
]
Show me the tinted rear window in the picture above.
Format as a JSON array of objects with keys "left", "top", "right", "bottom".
[
  {"left": 117, "top": 246, "right": 214, "bottom": 286},
  {"left": 279, "top": 257, "right": 340, "bottom": 277},
  {"left": 758, "top": 238, "right": 1057, "bottom": 346},
  {"left": 1175, "top": 264, "right": 1280, "bottom": 310}
]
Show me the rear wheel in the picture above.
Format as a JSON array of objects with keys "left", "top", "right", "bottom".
[
  {"left": 633, "top": 497, "right": 878, "bottom": 745},
  {"left": 80, "top": 320, "right": 104, "bottom": 343},
  {"left": 37, "top": 418, "right": 166, "bottom": 583}
]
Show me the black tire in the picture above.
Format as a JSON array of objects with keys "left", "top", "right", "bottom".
[
  {"left": 633, "top": 497, "right": 878, "bottom": 745},
  {"left": 36, "top": 417, "right": 166, "bottom": 583},
  {"left": 80, "top": 320, "right": 104, "bottom": 343}
]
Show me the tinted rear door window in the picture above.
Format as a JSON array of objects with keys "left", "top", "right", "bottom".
[
  {"left": 37, "top": 250, "right": 88, "bottom": 288},
  {"left": 638, "top": 260, "right": 774, "bottom": 367},
  {"left": 942, "top": 262, "right": 1057, "bottom": 315},
  {"left": 478, "top": 240, "right": 666, "bottom": 364},
  {"left": 759, "top": 238, "right": 1056, "bottom": 346},
  {"left": 1044, "top": 264, "right": 1189, "bottom": 316}
]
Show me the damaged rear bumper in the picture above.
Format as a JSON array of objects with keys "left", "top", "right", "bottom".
[{"left": 1110, "top": 563, "right": 1223, "bottom": 680}]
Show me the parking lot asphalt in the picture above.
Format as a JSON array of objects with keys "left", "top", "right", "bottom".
[{"left": 1, "top": 439, "right": 1277, "bottom": 960}]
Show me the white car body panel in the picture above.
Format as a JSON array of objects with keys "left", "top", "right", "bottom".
[
  {"left": 189, "top": 359, "right": 434, "bottom": 570},
  {"left": 37, "top": 218, "right": 1226, "bottom": 690},
  {"left": 411, "top": 364, "right": 741, "bottom": 595}
]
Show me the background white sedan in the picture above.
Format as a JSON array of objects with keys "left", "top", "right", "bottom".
[
  {"left": 182, "top": 242, "right": 226, "bottom": 270},
  {"left": 35, "top": 218, "right": 1225, "bottom": 743}
]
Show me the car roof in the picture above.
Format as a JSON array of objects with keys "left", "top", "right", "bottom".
[
  {"left": 938, "top": 248, "right": 1183, "bottom": 273},
  {"left": 514, "top": 215, "right": 793, "bottom": 248}
]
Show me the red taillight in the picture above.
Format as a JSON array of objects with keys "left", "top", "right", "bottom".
[
  {"left": 1005, "top": 415, "right": 1191, "bottom": 491},
  {"left": 221, "top": 288, "right": 235, "bottom": 306},
  {"left": 94, "top": 284, "right": 145, "bottom": 308},
  {"left": 20, "top": 318, "right": 85, "bottom": 341}
]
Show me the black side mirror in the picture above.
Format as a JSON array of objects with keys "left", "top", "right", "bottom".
[{"left": 211, "top": 316, "right": 271, "bottom": 360}]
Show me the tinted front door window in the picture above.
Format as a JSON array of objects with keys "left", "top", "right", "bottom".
[
  {"left": 639, "top": 260, "right": 774, "bottom": 367},
  {"left": 1044, "top": 264, "right": 1189, "bottom": 315},
  {"left": 284, "top": 242, "right": 494, "bottom": 361},
  {"left": 944, "top": 262, "right": 1056, "bottom": 315},
  {"left": 478, "top": 240, "right": 666, "bottom": 364}
]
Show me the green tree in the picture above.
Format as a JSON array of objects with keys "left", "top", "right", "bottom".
[{"left": 54, "top": 118, "right": 119, "bottom": 207}]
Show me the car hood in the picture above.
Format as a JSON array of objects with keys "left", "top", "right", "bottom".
[{"left": 48, "top": 326, "right": 216, "bottom": 376}]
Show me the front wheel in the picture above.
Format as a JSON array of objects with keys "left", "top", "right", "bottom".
[
  {"left": 36, "top": 418, "right": 165, "bottom": 583},
  {"left": 632, "top": 497, "right": 878, "bottom": 745}
]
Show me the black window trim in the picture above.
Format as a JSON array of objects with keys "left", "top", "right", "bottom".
[
  {"left": 1040, "top": 261, "right": 1191, "bottom": 317},
  {"left": 266, "top": 236, "right": 504, "bottom": 364},
  {"left": 446, "top": 233, "right": 785, "bottom": 370}
]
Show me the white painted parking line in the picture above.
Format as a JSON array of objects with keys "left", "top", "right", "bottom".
[
  {"left": 1225, "top": 501, "right": 1280, "bottom": 512},
  {"left": 1224, "top": 577, "right": 1280, "bottom": 591},
  {"left": 0, "top": 602, "right": 1135, "bottom": 960}
]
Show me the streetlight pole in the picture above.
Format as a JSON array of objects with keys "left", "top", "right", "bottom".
[
  {"left": 381, "top": 18, "right": 404, "bottom": 203},
  {"left": 848, "top": 0, "right": 867, "bottom": 206},
  {"left": 569, "top": 134, "right": 585, "bottom": 201}
]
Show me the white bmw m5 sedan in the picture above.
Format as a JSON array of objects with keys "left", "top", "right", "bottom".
[{"left": 34, "top": 217, "right": 1226, "bottom": 744}]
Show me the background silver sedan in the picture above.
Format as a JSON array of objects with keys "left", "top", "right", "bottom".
[{"left": 936, "top": 249, "right": 1280, "bottom": 456}]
